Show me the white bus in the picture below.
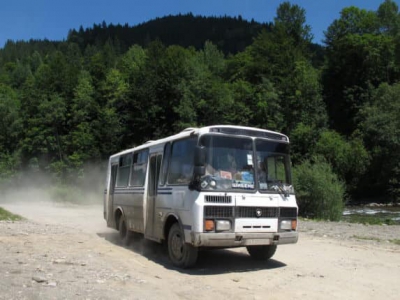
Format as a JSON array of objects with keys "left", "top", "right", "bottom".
[{"left": 104, "top": 125, "right": 298, "bottom": 268}]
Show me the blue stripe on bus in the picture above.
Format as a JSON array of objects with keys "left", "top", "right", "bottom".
[
  {"left": 114, "top": 190, "right": 144, "bottom": 195},
  {"left": 183, "top": 224, "right": 192, "bottom": 230}
]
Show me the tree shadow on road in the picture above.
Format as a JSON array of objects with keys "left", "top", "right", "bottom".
[{"left": 97, "top": 231, "right": 286, "bottom": 275}]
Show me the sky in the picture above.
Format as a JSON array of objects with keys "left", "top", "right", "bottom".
[{"left": 0, "top": 0, "right": 395, "bottom": 48}]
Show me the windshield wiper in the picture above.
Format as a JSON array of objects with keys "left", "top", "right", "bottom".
[{"left": 269, "top": 180, "right": 290, "bottom": 198}]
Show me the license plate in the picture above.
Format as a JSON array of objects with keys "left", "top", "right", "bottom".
[{"left": 244, "top": 239, "right": 271, "bottom": 246}]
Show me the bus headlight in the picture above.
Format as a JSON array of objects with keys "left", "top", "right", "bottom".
[
  {"left": 216, "top": 220, "right": 231, "bottom": 231},
  {"left": 281, "top": 219, "right": 297, "bottom": 230}
]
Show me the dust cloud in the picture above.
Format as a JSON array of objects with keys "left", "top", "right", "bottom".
[
  {"left": 0, "top": 164, "right": 108, "bottom": 233},
  {"left": 0, "top": 162, "right": 165, "bottom": 258},
  {"left": 0, "top": 163, "right": 106, "bottom": 206}
]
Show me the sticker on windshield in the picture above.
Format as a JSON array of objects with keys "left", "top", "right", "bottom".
[
  {"left": 232, "top": 180, "right": 254, "bottom": 189},
  {"left": 247, "top": 154, "right": 253, "bottom": 165}
]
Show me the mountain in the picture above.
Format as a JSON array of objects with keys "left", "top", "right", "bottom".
[{"left": 67, "top": 13, "right": 272, "bottom": 55}]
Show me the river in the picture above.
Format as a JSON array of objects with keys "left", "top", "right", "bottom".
[{"left": 343, "top": 205, "right": 400, "bottom": 225}]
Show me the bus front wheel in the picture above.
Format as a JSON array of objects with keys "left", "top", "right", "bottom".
[
  {"left": 168, "top": 223, "right": 198, "bottom": 268},
  {"left": 246, "top": 245, "right": 277, "bottom": 260}
]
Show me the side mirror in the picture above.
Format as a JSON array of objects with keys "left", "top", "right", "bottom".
[
  {"left": 190, "top": 146, "right": 206, "bottom": 191},
  {"left": 194, "top": 146, "right": 206, "bottom": 166},
  {"left": 194, "top": 166, "right": 205, "bottom": 176},
  {"left": 193, "top": 146, "right": 206, "bottom": 176}
]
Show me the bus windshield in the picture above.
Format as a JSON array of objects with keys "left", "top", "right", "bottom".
[{"left": 199, "top": 135, "right": 291, "bottom": 192}]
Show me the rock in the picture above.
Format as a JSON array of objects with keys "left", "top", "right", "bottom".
[
  {"left": 135, "top": 279, "right": 146, "bottom": 284},
  {"left": 53, "top": 259, "right": 66, "bottom": 264},
  {"left": 47, "top": 281, "right": 57, "bottom": 287},
  {"left": 53, "top": 259, "right": 74, "bottom": 265},
  {"left": 32, "top": 275, "right": 48, "bottom": 283}
]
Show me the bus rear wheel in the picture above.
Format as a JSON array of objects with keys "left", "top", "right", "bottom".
[
  {"left": 246, "top": 245, "right": 277, "bottom": 260},
  {"left": 119, "top": 216, "right": 132, "bottom": 246},
  {"left": 168, "top": 223, "right": 198, "bottom": 268}
]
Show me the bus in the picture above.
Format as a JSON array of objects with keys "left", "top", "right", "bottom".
[{"left": 104, "top": 125, "right": 298, "bottom": 268}]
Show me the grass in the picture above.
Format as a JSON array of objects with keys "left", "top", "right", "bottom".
[
  {"left": 342, "top": 214, "right": 397, "bottom": 225},
  {"left": 353, "top": 236, "right": 400, "bottom": 246},
  {"left": 0, "top": 207, "right": 22, "bottom": 221},
  {"left": 352, "top": 235, "right": 382, "bottom": 242}
]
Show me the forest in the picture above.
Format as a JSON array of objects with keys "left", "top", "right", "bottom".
[{"left": 0, "top": 1, "right": 399, "bottom": 219}]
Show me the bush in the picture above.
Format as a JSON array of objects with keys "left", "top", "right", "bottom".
[
  {"left": 293, "top": 156, "right": 345, "bottom": 221},
  {"left": 0, "top": 152, "right": 20, "bottom": 187},
  {"left": 0, "top": 207, "right": 22, "bottom": 221}
]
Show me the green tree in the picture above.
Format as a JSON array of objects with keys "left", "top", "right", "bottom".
[
  {"left": 200, "top": 41, "right": 226, "bottom": 76},
  {"left": 377, "top": 0, "right": 400, "bottom": 35},
  {"left": 69, "top": 71, "right": 100, "bottom": 160},
  {"left": 0, "top": 84, "right": 21, "bottom": 153},
  {"left": 283, "top": 60, "right": 327, "bottom": 133},
  {"left": 274, "top": 1, "right": 313, "bottom": 50},
  {"left": 314, "top": 130, "right": 369, "bottom": 193},
  {"left": 323, "top": 5, "right": 399, "bottom": 135},
  {"left": 290, "top": 123, "right": 320, "bottom": 164},
  {"left": 359, "top": 83, "right": 400, "bottom": 202},
  {"left": 236, "top": 2, "right": 319, "bottom": 134}
]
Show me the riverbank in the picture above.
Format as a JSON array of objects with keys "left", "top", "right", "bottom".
[{"left": 299, "top": 218, "right": 400, "bottom": 249}]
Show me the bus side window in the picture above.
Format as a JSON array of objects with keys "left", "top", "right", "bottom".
[
  {"left": 116, "top": 154, "right": 132, "bottom": 187},
  {"left": 130, "top": 149, "right": 149, "bottom": 186},
  {"left": 167, "top": 137, "right": 196, "bottom": 185},
  {"left": 160, "top": 143, "right": 171, "bottom": 186}
]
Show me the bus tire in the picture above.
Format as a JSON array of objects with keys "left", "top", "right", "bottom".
[
  {"left": 246, "top": 245, "right": 277, "bottom": 261},
  {"left": 119, "top": 216, "right": 132, "bottom": 246},
  {"left": 168, "top": 223, "right": 198, "bottom": 268}
]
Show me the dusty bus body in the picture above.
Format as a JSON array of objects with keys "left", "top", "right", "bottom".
[{"left": 104, "top": 125, "right": 298, "bottom": 268}]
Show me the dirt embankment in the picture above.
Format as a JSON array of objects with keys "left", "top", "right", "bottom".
[{"left": 1, "top": 201, "right": 400, "bottom": 300}]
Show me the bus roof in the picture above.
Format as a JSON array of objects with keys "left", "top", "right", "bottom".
[{"left": 110, "top": 125, "right": 289, "bottom": 159}]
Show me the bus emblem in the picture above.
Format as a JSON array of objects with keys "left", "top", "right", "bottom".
[{"left": 256, "top": 208, "right": 262, "bottom": 218}]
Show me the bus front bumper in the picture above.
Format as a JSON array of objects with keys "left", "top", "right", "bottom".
[{"left": 190, "top": 231, "right": 298, "bottom": 247}]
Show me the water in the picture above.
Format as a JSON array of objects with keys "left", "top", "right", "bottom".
[{"left": 343, "top": 205, "right": 400, "bottom": 224}]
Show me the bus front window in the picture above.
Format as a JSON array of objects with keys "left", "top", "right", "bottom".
[
  {"left": 199, "top": 135, "right": 255, "bottom": 191},
  {"left": 255, "top": 139, "right": 292, "bottom": 192}
]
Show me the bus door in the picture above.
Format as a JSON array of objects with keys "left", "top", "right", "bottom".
[
  {"left": 145, "top": 153, "right": 162, "bottom": 239},
  {"left": 107, "top": 164, "right": 118, "bottom": 227}
]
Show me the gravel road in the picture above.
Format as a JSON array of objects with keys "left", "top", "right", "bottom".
[{"left": 1, "top": 200, "right": 399, "bottom": 300}]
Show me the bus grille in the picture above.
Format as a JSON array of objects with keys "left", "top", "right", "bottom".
[
  {"left": 236, "top": 207, "right": 279, "bottom": 218},
  {"left": 203, "top": 206, "right": 297, "bottom": 219},
  {"left": 280, "top": 207, "right": 297, "bottom": 218},
  {"left": 204, "top": 206, "right": 234, "bottom": 218},
  {"left": 205, "top": 195, "right": 232, "bottom": 204}
]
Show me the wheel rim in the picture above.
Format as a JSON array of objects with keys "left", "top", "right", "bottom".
[{"left": 171, "top": 231, "right": 184, "bottom": 261}]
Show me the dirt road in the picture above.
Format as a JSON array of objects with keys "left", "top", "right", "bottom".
[{"left": 1, "top": 200, "right": 400, "bottom": 300}]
